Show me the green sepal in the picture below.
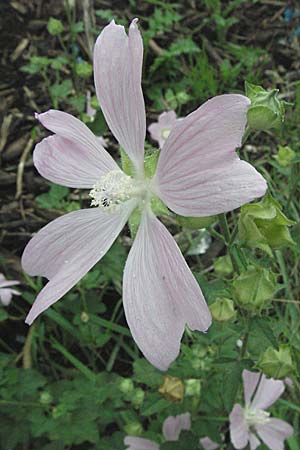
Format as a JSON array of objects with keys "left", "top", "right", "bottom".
[
  {"left": 128, "top": 208, "right": 142, "bottom": 240},
  {"left": 238, "top": 192, "right": 296, "bottom": 255},
  {"left": 120, "top": 148, "right": 135, "bottom": 176},
  {"left": 257, "top": 345, "right": 293, "bottom": 379},
  {"left": 176, "top": 215, "right": 216, "bottom": 230},
  {"left": 232, "top": 265, "right": 277, "bottom": 312}
]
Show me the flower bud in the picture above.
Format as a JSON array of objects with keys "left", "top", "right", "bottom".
[
  {"left": 130, "top": 388, "right": 145, "bottom": 408},
  {"left": 159, "top": 375, "right": 184, "bottom": 402},
  {"left": 47, "top": 17, "right": 64, "bottom": 36},
  {"left": 124, "top": 422, "right": 143, "bottom": 436},
  {"left": 238, "top": 193, "right": 295, "bottom": 255},
  {"left": 118, "top": 377, "right": 134, "bottom": 396},
  {"left": 210, "top": 297, "right": 236, "bottom": 322},
  {"left": 232, "top": 266, "right": 277, "bottom": 311},
  {"left": 245, "top": 81, "right": 286, "bottom": 130},
  {"left": 213, "top": 255, "right": 233, "bottom": 276},
  {"left": 39, "top": 391, "right": 53, "bottom": 405},
  {"left": 80, "top": 311, "right": 89, "bottom": 323},
  {"left": 274, "top": 145, "right": 296, "bottom": 167},
  {"left": 258, "top": 345, "right": 293, "bottom": 379},
  {"left": 184, "top": 378, "right": 201, "bottom": 397},
  {"left": 176, "top": 215, "right": 216, "bottom": 230}
]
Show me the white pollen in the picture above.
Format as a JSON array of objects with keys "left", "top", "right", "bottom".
[
  {"left": 89, "top": 170, "right": 139, "bottom": 211},
  {"left": 244, "top": 407, "right": 270, "bottom": 428}
]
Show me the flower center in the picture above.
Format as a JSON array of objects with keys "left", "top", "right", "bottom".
[
  {"left": 244, "top": 407, "right": 271, "bottom": 428},
  {"left": 161, "top": 128, "right": 171, "bottom": 140},
  {"left": 89, "top": 170, "right": 147, "bottom": 211}
]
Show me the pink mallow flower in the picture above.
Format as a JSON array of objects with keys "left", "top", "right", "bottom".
[
  {"left": 124, "top": 412, "right": 191, "bottom": 449},
  {"left": 0, "top": 273, "right": 20, "bottom": 306},
  {"left": 22, "top": 19, "right": 267, "bottom": 370},
  {"left": 229, "top": 369, "right": 293, "bottom": 450},
  {"left": 148, "top": 110, "right": 179, "bottom": 148},
  {"left": 199, "top": 436, "right": 220, "bottom": 450}
]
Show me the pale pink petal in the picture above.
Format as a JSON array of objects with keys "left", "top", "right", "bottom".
[
  {"left": 86, "top": 90, "right": 96, "bottom": 119},
  {"left": 22, "top": 202, "right": 135, "bottom": 324},
  {"left": 256, "top": 418, "right": 293, "bottom": 450},
  {"left": 251, "top": 375, "right": 285, "bottom": 410},
  {"left": 242, "top": 370, "right": 261, "bottom": 406},
  {"left": 249, "top": 432, "right": 260, "bottom": 450},
  {"left": 148, "top": 111, "right": 177, "bottom": 149},
  {"left": 154, "top": 94, "right": 267, "bottom": 216},
  {"left": 0, "top": 280, "right": 20, "bottom": 289},
  {"left": 229, "top": 404, "right": 249, "bottom": 449},
  {"left": 199, "top": 436, "right": 219, "bottom": 450},
  {"left": 124, "top": 436, "right": 159, "bottom": 450},
  {"left": 162, "top": 413, "right": 191, "bottom": 441},
  {"left": 123, "top": 210, "right": 211, "bottom": 370},
  {"left": 0, "top": 289, "right": 13, "bottom": 306},
  {"left": 35, "top": 110, "right": 118, "bottom": 188},
  {"left": 94, "top": 19, "right": 146, "bottom": 173}
]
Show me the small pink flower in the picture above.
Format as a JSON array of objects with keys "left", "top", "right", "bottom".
[
  {"left": 199, "top": 436, "right": 219, "bottom": 450},
  {"left": 22, "top": 19, "right": 267, "bottom": 370},
  {"left": 229, "top": 369, "right": 293, "bottom": 449},
  {"left": 124, "top": 413, "right": 190, "bottom": 449},
  {"left": 148, "top": 110, "right": 178, "bottom": 148},
  {"left": 0, "top": 273, "right": 20, "bottom": 306}
]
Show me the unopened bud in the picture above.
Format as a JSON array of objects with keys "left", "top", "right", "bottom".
[
  {"left": 131, "top": 388, "right": 145, "bottom": 408},
  {"left": 118, "top": 378, "right": 134, "bottom": 396},
  {"left": 245, "top": 81, "right": 286, "bottom": 131},
  {"left": 210, "top": 298, "right": 236, "bottom": 322},
  {"left": 258, "top": 345, "right": 293, "bottom": 379},
  {"left": 232, "top": 266, "right": 277, "bottom": 311},
  {"left": 238, "top": 193, "right": 295, "bottom": 255},
  {"left": 39, "top": 391, "right": 52, "bottom": 405},
  {"left": 184, "top": 379, "right": 201, "bottom": 397},
  {"left": 274, "top": 145, "right": 296, "bottom": 167},
  {"left": 213, "top": 255, "right": 233, "bottom": 276},
  {"left": 124, "top": 422, "right": 143, "bottom": 436},
  {"left": 159, "top": 375, "right": 184, "bottom": 402},
  {"left": 47, "top": 17, "right": 64, "bottom": 36},
  {"left": 81, "top": 311, "right": 89, "bottom": 323}
]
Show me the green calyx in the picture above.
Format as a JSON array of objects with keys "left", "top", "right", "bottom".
[
  {"left": 238, "top": 192, "right": 295, "bottom": 255},
  {"left": 176, "top": 214, "right": 216, "bottom": 230},
  {"left": 232, "top": 265, "right": 277, "bottom": 312},
  {"left": 210, "top": 297, "right": 236, "bottom": 322},
  {"left": 257, "top": 345, "right": 293, "bottom": 379},
  {"left": 245, "top": 81, "right": 286, "bottom": 131},
  {"left": 273, "top": 145, "right": 296, "bottom": 167}
]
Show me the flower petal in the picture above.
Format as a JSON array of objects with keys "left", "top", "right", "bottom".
[
  {"left": 154, "top": 94, "right": 267, "bottom": 216},
  {"left": 249, "top": 433, "right": 260, "bottom": 450},
  {"left": 251, "top": 374, "right": 285, "bottom": 410},
  {"left": 148, "top": 110, "right": 177, "bottom": 149},
  {"left": 229, "top": 404, "right": 249, "bottom": 449},
  {"left": 0, "top": 280, "right": 20, "bottom": 289},
  {"left": 94, "top": 19, "right": 146, "bottom": 173},
  {"left": 242, "top": 370, "right": 261, "bottom": 406},
  {"left": 162, "top": 413, "right": 191, "bottom": 441},
  {"left": 22, "top": 202, "right": 135, "bottom": 324},
  {"left": 0, "top": 289, "right": 13, "bottom": 306},
  {"left": 256, "top": 418, "right": 293, "bottom": 450},
  {"left": 34, "top": 110, "right": 118, "bottom": 188},
  {"left": 199, "top": 436, "right": 220, "bottom": 450},
  {"left": 124, "top": 436, "right": 159, "bottom": 450},
  {"left": 123, "top": 210, "right": 211, "bottom": 370}
]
